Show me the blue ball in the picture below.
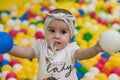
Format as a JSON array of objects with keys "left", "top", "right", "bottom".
[
  {"left": 76, "top": 72, "right": 83, "bottom": 80},
  {"left": 74, "top": 61, "right": 82, "bottom": 69},
  {"left": 0, "top": 32, "right": 13, "bottom": 54},
  {"left": 101, "top": 52, "right": 110, "bottom": 59},
  {"left": 78, "top": 9, "right": 85, "bottom": 16},
  {"left": 0, "top": 59, "right": 9, "bottom": 66}
]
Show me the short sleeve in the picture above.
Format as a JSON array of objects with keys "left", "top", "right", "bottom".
[
  {"left": 31, "top": 40, "right": 40, "bottom": 58},
  {"left": 69, "top": 42, "right": 80, "bottom": 59}
]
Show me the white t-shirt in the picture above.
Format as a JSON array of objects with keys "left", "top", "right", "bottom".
[{"left": 32, "top": 40, "right": 80, "bottom": 80}]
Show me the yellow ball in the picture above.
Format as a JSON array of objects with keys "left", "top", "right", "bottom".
[
  {"left": 96, "top": 73, "right": 108, "bottom": 80},
  {"left": 1, "top": 65, "right": 12, "bottom": 72},
  {"left": 109, "top": 55, "right": 120, "bottom": 68}
]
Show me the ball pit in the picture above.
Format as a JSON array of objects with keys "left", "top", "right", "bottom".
[{"left": 0, "top": 0, "right": 120, "bottom": 80}]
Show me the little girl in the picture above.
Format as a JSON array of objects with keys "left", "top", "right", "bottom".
[{"left": 9, "top": 8, "right": 104, "bottom": 80}]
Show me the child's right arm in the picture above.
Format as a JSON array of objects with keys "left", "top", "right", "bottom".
[{"left": 9, "top": 45, "right": 36, "bottom": 59}]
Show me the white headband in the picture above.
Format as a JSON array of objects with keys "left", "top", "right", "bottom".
[{"left": 44, "top": 13, "right": 76, "bottom": 38}]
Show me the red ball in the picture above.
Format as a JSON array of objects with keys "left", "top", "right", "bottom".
[
  {"left": 111, "top": 68, "right": 120, "bottom": 76},
  {"left": 101, "top": 67, "right": 111, "bottom": 76},
  {"left": 96, "top": 17, "right": 102, "bottom": 23},
  {"left": 94, "top": 62, "right": 103, "bottom": 70},
  {"left": 89, "top": 11, "right": 96, "bottom": 18},
  {"left": 0, "top": 54, "right": 3, "bottom": 62},
  {"left": 35, "top": 31, "right": 44, "bottom": 39},
  {"left": 19, "top": 28, "right": 27, "bottom": 34},
  {"left": 101, "top": 20, "right": 108, "bottom": 26},
  {"left": 6, "top": 72, "right": 17, "bottom": 80},
  {"left": 106, "top": 6, "right": 113, "bottom": 13},
  {"left": 112, "top": 20, "right": 119, "bottom": 24},
  {"left": 99, "top": 57, "right": 108, "bottom": 65},
  {"left": 9, "top": 29, "right": 17, "bottom": 38},
  {"left": 10, "top": 59, "right": 20, "bottom": 67}
]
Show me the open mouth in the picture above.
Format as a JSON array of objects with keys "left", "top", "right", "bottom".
[{"left": 54, "top": 41, "right": 60, "bottom": 45}]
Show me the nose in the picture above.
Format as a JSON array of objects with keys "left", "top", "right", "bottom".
[{"left": 54, "top": 32, "right": 61, "bottom": 39}]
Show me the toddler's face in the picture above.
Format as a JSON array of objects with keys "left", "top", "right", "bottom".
[{"left": 45, "top": 19, "right": 71, "bottom": 51}]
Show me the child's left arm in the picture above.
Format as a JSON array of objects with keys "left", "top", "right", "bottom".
[{"left": 74, "top": 42, "right": 104, "bottom": 60}]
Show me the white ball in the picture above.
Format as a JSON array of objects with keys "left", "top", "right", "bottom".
[
  {"left": 99, "top": 13, "right": 107, "bottom": 20},
  {"left": 1, "top": 71, "right": 9, "bottom": 78},
  {"left": 89, "top": 67, "right": 100, "bottom": 76},
  {"left": 35, "top": 16, "right": 42, "bottom": 21},
  {"left": 112, "top": 24, "right": 120, "bottom": 30},
  {"left": 1, "top": 13, "right": 8, "bottom": 19},
  {"left": 3, "top": 53, "right": 11, "bottom": 62},
  {"left": 84, "top": 72, "right": 95, "bottom": 80},
  {"left": 6, "top": 19, "right": 16, "bottom": 27},
  {"left": 108, "top": 73, "right": 119, "bottom": 80},
  {"left": 99, "top": 30, "right": 120, "bottom": 52},
  {"left": 84, "top": 21, "right": 92, "bottom": 27},
  {"left": 87, "top": 4, "right": 96, "bottom": 12},
  {"left": 13, "top": 64, "right": 22, "bottom": 71},
  {"left": 92, "top": 25, "right": 99, "bottom": 31},
  {"left": 8, "top": 78, "right": 17, "bottom": 80}
]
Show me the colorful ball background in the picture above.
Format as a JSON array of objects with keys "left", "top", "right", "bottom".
[{"left": 0, "top": 0, "right": 120, "bottom": 80}]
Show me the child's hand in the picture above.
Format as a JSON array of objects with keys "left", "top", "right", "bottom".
[
  {"left": 0, "top": 32, "right": 13, "bottom": 54},
  {"left": 94, "top": 41, "right": 104, "bottom": 53}
]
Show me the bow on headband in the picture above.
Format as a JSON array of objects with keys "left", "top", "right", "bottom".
[{"left": 44, "top": 13, "right": 76, "bottom": 39}]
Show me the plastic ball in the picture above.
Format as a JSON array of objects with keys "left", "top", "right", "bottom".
[
  {"left": 94, "top": 62, "right": 103, "bottom": 70},
  {"left": 89, "top": 11, "right": 96, "bottom": 18},
  {"left": 112, "top": 20, "right": 119, "bottom": 24},
  {"left": 7, "top": 78, "right": 17, "bottom": 80},
  {"left": 112, "top": 24, "right": 120, "bottom": 30},
  {"left": 77, "top": 67, "right": 88, "bottom": 75},
  {"left": 84, "top": 72, "right": 95, "bottom": 79},
  {"left": 100, "top": 67, "right": 111, "bottom": 76},
  {"left": 89, "top": 67, "right": 100, "bottom": 76},
  {"left": 101, "top": 20, "right": 108, "bottom": 26},
  {"left": 108, "top": 73, "right": 119, "bottom": 80},
  {"left": 96, "top": 17, "right": 102, "bottom": 23},
  {"left": 6, "top": 19, "right": 16, "bottom": 27},
  {"left": 0, "top": 59, "right": 10, "bottom": 67},
  {"left": 98, "top": 57, "right": 108, "bottom": 64},
  {"left": 111, "top": 68, "right": 120, "bottom": 76},
  {"left": 76, "top": 72, "right": 83, "bottom": 80},
  {"left": 0, "top": 54, "right": 3, "bottom": 62},
  {"left": 1, "top": 71, "right": 10, "bottom": 78},
  {"left": 1, "top": 65, "right": 12, "bottom": 72},
  {"left": 0, "top": 32, "right": 13, "bottom": 54},
  {"left": 3, "top": 53, "right": 11, "bottom": 62},
  {"left": 1, "top": 12, "right": 8, "bottom": 19},
  {"left": 6, "top": 72, "right": 17, "bottom": 80},
  {"left": 8, "top": 29, "right": 17, "bottom": 38},
  {"left": 10, "top": 59, "right": 20, "bottom": 67},
  {"left": 35, "top": 31, "right": 44, "bottom": 39},
  {"left": 106, "top": 14, "right": 113, "bottom": 22},
  {"left": 13, "top": 64, "right": 22, "bottom": 71},
  {"left": 99, "top": 12, "right": 107, "bottom": 20},
  {"left": 99, "top": 30, "right": 120, "bottom": 52},
  {"left": 78, "top": 9, "right": 85, "bottom": 16},
  {"left": 0, "top": 23, "right": 4, "bottom": 31},
  {"left": 101, "top": 52, "right": 110, "bottom": 59},
  {"left": 74, "top": 61, "right": 82, "bottom": 69},
  {"left": 109, "top": 56, "right": 120, "bottom": 68},
  {"left": 106, "top": 6, "right": 113, "bottom": 13},
  {"left": 84, "top": 21, "right": 92, "bottom": 27}
]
